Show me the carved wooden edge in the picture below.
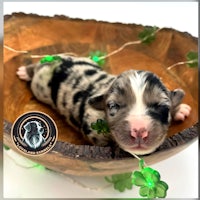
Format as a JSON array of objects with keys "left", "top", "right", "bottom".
[
  {"left": 4, "top": 12, "right": 198, "bottom": 42},
  {"left": 3, "top": 119, "right": 199, "bottom": 160}
]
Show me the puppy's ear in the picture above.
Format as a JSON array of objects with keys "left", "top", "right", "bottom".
[
  {"left": 88, "top": 94, "right": 105, "bottom": 110},
  {"left": 170, "top": 89, "right": 185, "bottom": 118},
  {"left": 170, "top": 89, "right": 185, "bottom": 107}
]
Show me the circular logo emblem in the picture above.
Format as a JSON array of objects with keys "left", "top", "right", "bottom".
[{"left": 11, "top": 111, "right": 58, "bottom": 156}]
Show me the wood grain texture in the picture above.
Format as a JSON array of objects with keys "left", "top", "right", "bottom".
[{"left": 3, "top": 13, "right": 198, "bottom": 176}]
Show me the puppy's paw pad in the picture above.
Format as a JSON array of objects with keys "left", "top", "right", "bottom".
[
  {"left": 174, "top": 104, "right": 191, "bottom": 121},
  {"left": 16, "top": 66, "right": 31, "bottom": 81}
]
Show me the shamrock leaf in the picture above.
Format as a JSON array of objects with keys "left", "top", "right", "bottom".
[
  {"left": 3, "top": 144, "right": 10, "bottom": 150},
  {"left": 138, "top": 26, "right": 158, "bottom": 44},
  {"left": 104, "top": 158, "right": 169, "bottom": 198},
  {"left": 91, "top": 119, "right": 110, "bottom": 135},
  {"left": 89, "top": 50, "right": 106, "bottom": 67},
  {"left": 105, "top": 172, "right": 133, "bottom": 192},
  {"left": 186, "top": 51, "right": 198, "bottom": 68},
  {"left": 132, "top": 171, "right": 146, "bottom": 186},
  {"left": 156, "top": 181, "right": 169, "bottom": 198},
  {"left": 40, "top": 55, "right": 61, "bottom": 64},
  {"left": 132, "top": 162, "right": 169, "bottom": 198}
]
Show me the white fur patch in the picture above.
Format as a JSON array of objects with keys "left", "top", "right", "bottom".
[{"left": 128, "top": 72, "right": 147, "bottom": 116}]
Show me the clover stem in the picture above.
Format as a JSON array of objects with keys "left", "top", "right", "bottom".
[
  {"left": 167, "top": 59, "right": 198, "bottom": 70},
  {"left": 4, "top": 44, "right": 29, "bottom": 54},
  {"left": 167, "top": 61, "right": 187, "bottom": 70},
  {"left": 132, "top": 153, "right": 148, "bottom": 170},
  {"left": 4, "top": 45, "right": 77, "bottom": 58},
  {"left": 132, "top": 153, "right": 141, "bottom": 161},
  {"left": 98, "top": 40, "right": 141, "bottom": 60}
]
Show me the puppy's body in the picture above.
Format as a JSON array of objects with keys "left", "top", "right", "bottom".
[
  {"left": 28, "top": 56, "right": 115, "bottom": 146},
  {"left": 17, "top": 55, "right": 191, "bottom": 155}
]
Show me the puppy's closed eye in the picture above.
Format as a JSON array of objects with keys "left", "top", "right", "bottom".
[
  {"left": 148, "top": 103, "right": 169, "bottom": 113},
  {"left": 148, "top": 103, "right": 170, "bottom": 124},
  {"left": 107, "top": 101, "right": 120, "bottom": 116}
]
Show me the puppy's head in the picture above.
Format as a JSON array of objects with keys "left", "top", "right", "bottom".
[{"left": 89, "top": 70, "right": 184, "bottom": 155}]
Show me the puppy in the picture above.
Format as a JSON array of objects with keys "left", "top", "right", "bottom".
[
  {"left": 17, "top": 55, "right": 191, "bottom": 155},
  {"left": 23, "top": 121, "right": 45, "bottom": 149}
]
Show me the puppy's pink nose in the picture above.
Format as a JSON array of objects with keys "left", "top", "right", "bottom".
[
  {"left": 131, "top": 128, "right": 148, "bottom": 139},
  {"left": 127, "top": 117, "right": 150, "bottom": 141}
]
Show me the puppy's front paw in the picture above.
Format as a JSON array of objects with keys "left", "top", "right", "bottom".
[
  {"left": 173, "top": 103, "right": 191, "bottom": 121},
  {"left": 16, "top": 66, "right": 31, "bottom": 81}
]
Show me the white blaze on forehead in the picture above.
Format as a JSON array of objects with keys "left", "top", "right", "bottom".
[{"left": 128, "top": 71, "right": 147, "bottom": 116}]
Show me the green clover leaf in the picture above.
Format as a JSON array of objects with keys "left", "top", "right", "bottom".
[
  {"left": 138, "top": 26, "right": 159, "bottom": 44},
  {"left": 156, "top": 181, "right": 169, "bottom": 198},
  {"left": 186, "top": 51, "right": 198, "bottom": 68},
  {"left": 105, "top": 172, "right": 133, "bottom": 192},
  {"left": 132, "top": 160, "right": 169, "bottom": 198},
  {"left": 3, "top": 145, "right": 10, "bottom": 150},
  {"left": 104, "top": 158, "right": 168, "bottom": 198},
  {"left": 89, "top": 51, "right": 106, "bottom": 67},
  {"left": 91, "top": 119, "right": 110, "bottom": 135},
  {"left": 132, "top": 171, "right": 146, "bottom": 186},
  {"left": 40, "top": 55, "right": 62, "bottom": 64}
]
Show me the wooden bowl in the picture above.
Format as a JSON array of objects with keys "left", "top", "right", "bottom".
[{"left": 4, "top": 13, "right": 198, "bottom": 176}]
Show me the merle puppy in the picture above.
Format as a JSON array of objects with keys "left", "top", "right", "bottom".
[{"left": 17, "top": 55, "right": 191, "bottom": 155}]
